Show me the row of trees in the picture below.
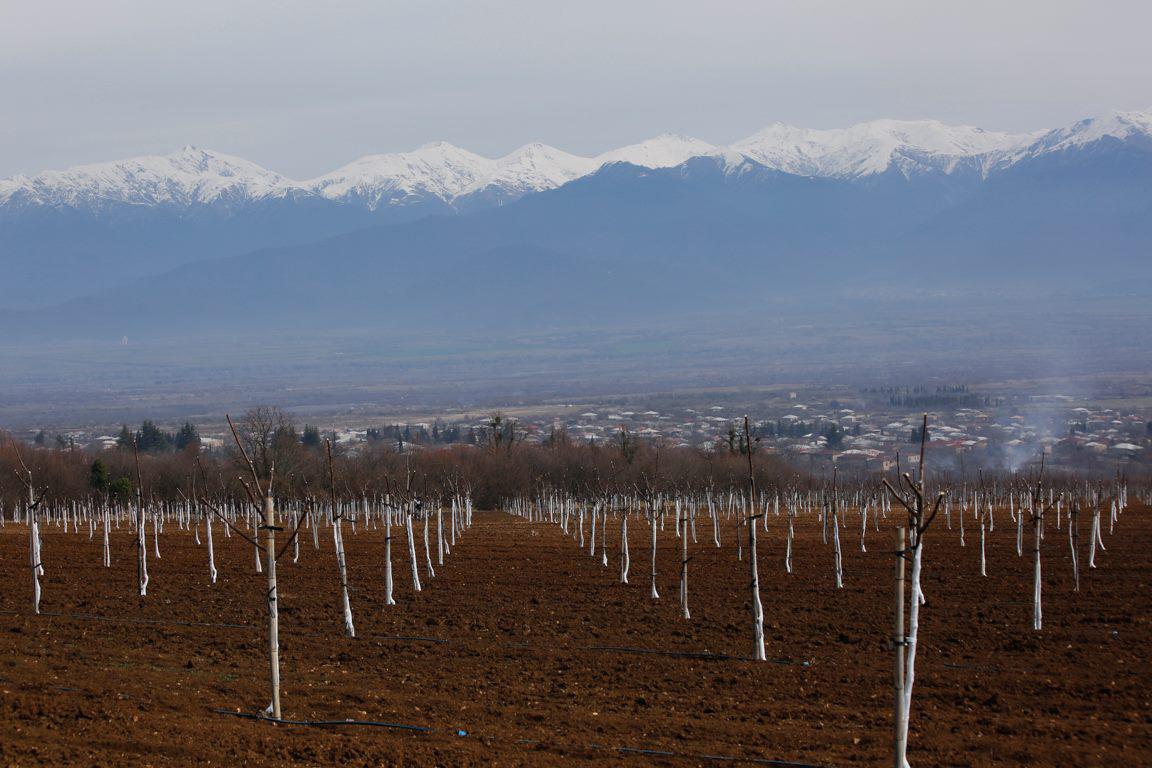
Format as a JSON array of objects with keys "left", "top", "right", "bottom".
[
  {"left": 116, "top": 421, "right": 201, "bottom": 453},
  {"left": 2, "top": 408, "right": 804, "bottom": 513},
  {"left": 5, "top": 409, "right": 1140, "bottom": 514}
]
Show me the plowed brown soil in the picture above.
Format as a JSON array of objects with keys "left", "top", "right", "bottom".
[{"left": 0, "top": 505, "right": 1149, "bottom": 766}]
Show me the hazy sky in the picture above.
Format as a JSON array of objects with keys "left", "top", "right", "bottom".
[{"left": 2, "top": 0, "right": 1150, "bottom": 179}]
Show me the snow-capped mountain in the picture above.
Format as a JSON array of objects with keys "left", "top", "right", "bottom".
[
  {"left": 596, "top": 134, "right": 717, "bottom": 169},
  {"left": 994, "top": 109, "right": 1152, "bottom": 168},
  {"left": 2, "top": 109, "right": 1149, "bottom": 312},
  {"left": 0, "top": 135, "right": 723, "bottom": 214},
  {"left": 3, "top": 110, "right": 1149, "bottom": 215},
  {"left": 308, "top": 142, "right": 492, "bottom": 209},
  {"left": 305, "top": 134, "right": 713, "bottom": 210},
  {"left": 730, "top": 120, "right": 1042, "bottom": 179},
  {"left": 0, "top": 145, "right": 292, "bottom": 210},
  {"left": 454, "top": 143, "right": 597, "bottom": 208}
]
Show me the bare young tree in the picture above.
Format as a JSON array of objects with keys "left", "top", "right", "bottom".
[
  {"left": 132, "top": 438, "right": 149, "bottom": 596},
  {"left": 745, "top": 416, "right": 766, "bottom": 661},
  {"left": 1028, "top": 455, "right": 1061, "bottom": 631},
  {"left": 10, "top": 443, "right": 47, "bottom": 613},
  {"left": 883, "top": 414, "right": 944, "bottom": 768},
  {"left": 226, "top": 413, "right": 284, "bottom": 719},
  {"left": 327, "top": 440, "right": 355, "bottom": 638}
]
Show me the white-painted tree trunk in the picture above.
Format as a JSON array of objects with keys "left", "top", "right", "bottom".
[
  {"left": 137, "top": 497, "right": 149, "bottom": 596},
  {"left": 589, "top": 503, "right": 597, "bottom": 557},
  {"left": 384, "top": 506, "right": 395, "bottom": 605},
  {"left": 1033, "top": 509, "right": 1043, "bottom": 631},
  {"left": 333, "top": 506, "right": 355, "bottom": 637},
  {"left": 620, "top": 513, "right": 630, "bottom": 584},
  {"left": 423, "top": 512, "right": 435, "bottom": 578},
  {"left": 29, "top": 486, "right": 42, "bottom": 614},
  {"left": 254, "top": 514, "right": 263, "bottom": 574},
  {"left": 1089, "top": 506, "right": 1103, "bottom": 568},
  {"left": 206, "top": 506, "right": 218, "bottom": 584},
  {"left": 649, "top": 508, "right": 659, "bottom": 599},
  {"left": 833, "top": 510, "right": 844, "bottom": 588},
  {"left": 893, "top": 526, "right": 906, "bottom": 768},
  {"left": 153, "top": 513, "right": 161, "bottom": 559},
  {"left": 437, "top": 504, "right": 444, "bottom": 566},
  {"left": 979, "top": 514, "right": 987, "bottom": 576},
  {"left": 898, "top": 537, "right": 925, "bottom": 768},
  {"left": 749, "top": 503, "right": 766, "bottom": 661},
  {"left": 449, "top": 499, "right": 456, "bottom": 549},
  {"left": 785, "top": 509, "right": 794, "bottom": 574},
  {"left": 102, "top": 505, "right": 111, "bottom": 568},
  {"left": 263, "top": 494, "right": 282, "bottom": 719},
  {"left": 291, "top": 509, "right": 299, "bottom": 563},
  {"left": 406, "top": 503, "right": 422, "bottom": 592}
]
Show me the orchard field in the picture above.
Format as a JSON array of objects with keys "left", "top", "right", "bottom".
[{"left": 0, "top": 499, "right": 1148, "bottom": 766}]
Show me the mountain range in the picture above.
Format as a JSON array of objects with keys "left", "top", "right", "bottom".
[{"left": 1, "top": 109, "right": 1150, "bottom": 337}]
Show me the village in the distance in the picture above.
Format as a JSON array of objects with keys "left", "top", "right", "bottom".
[{"left": 30, "top": 381, "right": 1151, "bottom": 477}]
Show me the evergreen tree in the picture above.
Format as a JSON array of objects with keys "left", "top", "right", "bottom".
[
  {"left": 89, "top": 459, "right": 109, "bottom": 493},
  {"left": 174, "top": 421, "right": 200, "bottom": 451},
  {"left": 273, "top": 424, "right": 300, "bottom": 462},
  {"left": 302, "top": 424, "right": 322, "bottom": 449},
  {"left": 137, "top": 420, "right": 172, "bottom": 452},
  {"left": 619, "top": 427, "right": 637, "bottom": 464},
  {"left": 824, "top": 423, "right": 844, "bottom": 449},
  {"left": 108, "top": 476, "right": 133, "bottom": 500}
]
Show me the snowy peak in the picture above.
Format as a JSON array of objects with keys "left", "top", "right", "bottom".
[
  {"left": 1027, "top": 109, "right": 1152, "bottom": 154},
  {"left": 596, "top": 134, "right": 717, "bottom": 169},
  {"left": 731, "top": 119, "right": 1039, "bottom": 178},
  {"left": 307, "top": 142, "right": 492, "bottom": 209},
  {"left": 0, "top": 146, "right": 290, "bottom": 209},
  {"left": 460, "top": 143, "right": 597, "bottom": 200}
]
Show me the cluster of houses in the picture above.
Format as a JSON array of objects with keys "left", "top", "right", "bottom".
[
  {"left": 29, "top": 391, "right": 1152, "bottom": 477},
  {"left": 434, "top": 392, "right": 1151, "bottom": 475}
]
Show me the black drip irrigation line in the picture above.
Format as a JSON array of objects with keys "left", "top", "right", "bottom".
[
  {"left": 213, "top": 708, "right": 828, "bottom": 767},
  {"left": 589, "top": 645, "right": 803, "bottom": 665},
  {"left": 941, "top": 662, "right": 1002, "bottom": 673},
  {"left": 372, "top": 634, "right": 449, "bottom": 644},
  {"left": 619, "top": 745, "right": 822, "bottom": 766},
  {"left": 210, "top": 708, "right": 438, "bottom": 733}
]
